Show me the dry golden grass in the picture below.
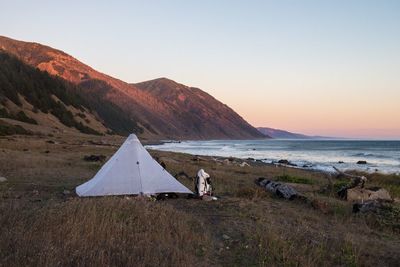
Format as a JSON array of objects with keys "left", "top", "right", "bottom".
[
  {"left": 1, "top": 134, "right": 400, "bottom": 267},
  {"left": 0, "top": 198, "right": 211, "bottom": 267}
]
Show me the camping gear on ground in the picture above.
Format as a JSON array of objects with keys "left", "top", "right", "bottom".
[
  {"left": 195, "top": 169, "right": 216, "bottom": 200},
  {"left": 256, "top": 177, "right": 302, "bottom": 200},
  {"left": 76, "top": 134, "right": 192, "bottom": 197}
]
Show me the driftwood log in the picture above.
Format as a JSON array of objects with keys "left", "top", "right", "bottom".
[
  {"left": 256, "top": 178, "right": 302, "bottom": 200},
  {"left": 333, "top": 166, "right": 368, "bottom": 199}
]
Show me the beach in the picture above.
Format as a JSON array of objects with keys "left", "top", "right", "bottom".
[{"left": 147, "top": 139, "right": 400, "bottom": 175}]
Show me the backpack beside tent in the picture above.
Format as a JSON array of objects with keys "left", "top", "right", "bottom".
[{"left": 76, "top": 134, "right": 192, "bottom": 197}]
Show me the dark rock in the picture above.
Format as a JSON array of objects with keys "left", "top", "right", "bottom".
[
  {"left": 84, "top": 155, "right": 106, "bottom": 162},
  {"left": 338, "top": 161, "right": 344, "bottom": 164},
  {"left": 357, "top": 160, "right": 367, "bottom": 165},
  {"left": 44, "top": 150, "right": 50, "bottom": 154},
  {"left": 23, "top": 148, "right": 29, "bottom": 151},
  {"left": 247, "top": 158, "right": 255, "bottom": 161},
  {"left": 278, "top": 159, "right": 290, "bottom": 164},
  {"left": 46, "top": 140, "right": 55, "bottom": 144},
  {"left": 353, "top": 200, "right": 383, "bottom": 213}
]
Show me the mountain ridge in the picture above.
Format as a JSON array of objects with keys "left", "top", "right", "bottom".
[
  {"left": 257, "top": 127, "right": 329, "bottom": 139},
  {"left": 0, "top": 35, "right": 266, "bottom": 140}
]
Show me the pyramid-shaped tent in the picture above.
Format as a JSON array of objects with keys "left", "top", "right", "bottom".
[{"left": 76, "top": 134, "right": 192, "bottom": 197}]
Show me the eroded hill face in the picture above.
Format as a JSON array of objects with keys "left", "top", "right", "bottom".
[
  {"left": 0, "top": 36, "right": 266, "bottom": 140},
  {"left": 134, "top": 78, "right": 267, "bottom": 139}
]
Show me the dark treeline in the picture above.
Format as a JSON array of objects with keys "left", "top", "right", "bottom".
[{"left": 0, "top": 52, "right": 142, "bottom": 135}]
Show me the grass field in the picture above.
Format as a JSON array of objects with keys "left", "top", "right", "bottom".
[{"left": 1, "top": 134, "right": 399, "bottom": 266}]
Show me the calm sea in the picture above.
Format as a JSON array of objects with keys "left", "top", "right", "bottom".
[{"left": 146, "top": 139, "right": 400, "bottom": 175}]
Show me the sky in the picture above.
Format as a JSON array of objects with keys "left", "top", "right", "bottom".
[{"left": 1, "top": 0, "right": 400, "bottom": 138}]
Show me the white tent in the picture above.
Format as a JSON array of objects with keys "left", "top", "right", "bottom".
[{"left": 76, "top": 134, "right": 192, "bottom": 197}]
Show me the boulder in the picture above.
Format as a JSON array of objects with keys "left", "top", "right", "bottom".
[
  {"left": 278, "top": 159, "right": 290, "bottom": 164},
  {"left": 346, "top": 187, "right": 392, "bottom": 202},
  {"left": 0, "top": 176, "right": 7, "bottom": 182},
  {"left": 357, "top": 160, "right": 367, "bottom": 165}
]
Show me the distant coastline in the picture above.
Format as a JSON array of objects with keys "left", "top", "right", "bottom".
[{"left": 147, "top": 139, "right": 400, "bottom": 175}]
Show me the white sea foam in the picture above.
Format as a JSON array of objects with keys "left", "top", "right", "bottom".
[{"left": 146, "top": 139, "right": 400, "bottom": 175}]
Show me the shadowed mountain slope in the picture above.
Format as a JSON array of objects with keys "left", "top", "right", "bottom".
[
  {"left": 0, "top": 35, "right": 266, "bottom": 139},
  {"left": 0, "top": 51, "right": 142, "bottom": 135}
]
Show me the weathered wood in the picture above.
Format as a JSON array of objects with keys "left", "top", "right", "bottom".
[
  {"left": 333, "top": 166, "right": 367, "bottom": 187},
  {"left": 334, "top": 166, "right": 368, "bottom": 199},
  {"left": 256, "top": 178, "right": 301, "bottom": 200}
]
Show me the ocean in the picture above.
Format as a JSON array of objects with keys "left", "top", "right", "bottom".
[{"left": 146, "top": 139, "right": 400, "bottom": 175}]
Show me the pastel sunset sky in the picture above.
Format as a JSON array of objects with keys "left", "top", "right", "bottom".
[{"left": 2, "top": 0, "right": 400, "bottom": 138}]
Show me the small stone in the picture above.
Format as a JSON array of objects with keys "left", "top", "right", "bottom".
[
  {"left": 63, "top": 190, "right": 71, "bottom": 195},
  {"left": 357, "top": 160, "right": 367, "bottom": 165},
  {"left": 0, "top": 177, "right": 7, "bottom": 182},
  {"left": 222, "top": 234, "right": 230, "bottom": 240}
]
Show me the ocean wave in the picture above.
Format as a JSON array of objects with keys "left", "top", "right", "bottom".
[{"left": 350, "top": 152, "right": 394, "bottom": 159}]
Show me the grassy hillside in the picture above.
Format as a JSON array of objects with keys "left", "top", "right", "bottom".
[
  {"left": 0, "top": 52, "right": 142, "bottom": 135},
  {"left": 0, "top": 134, "right": 399, "bottom": 266},
  {"left": 0, "top": 36, "right": 266, "bottom": 140}
]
